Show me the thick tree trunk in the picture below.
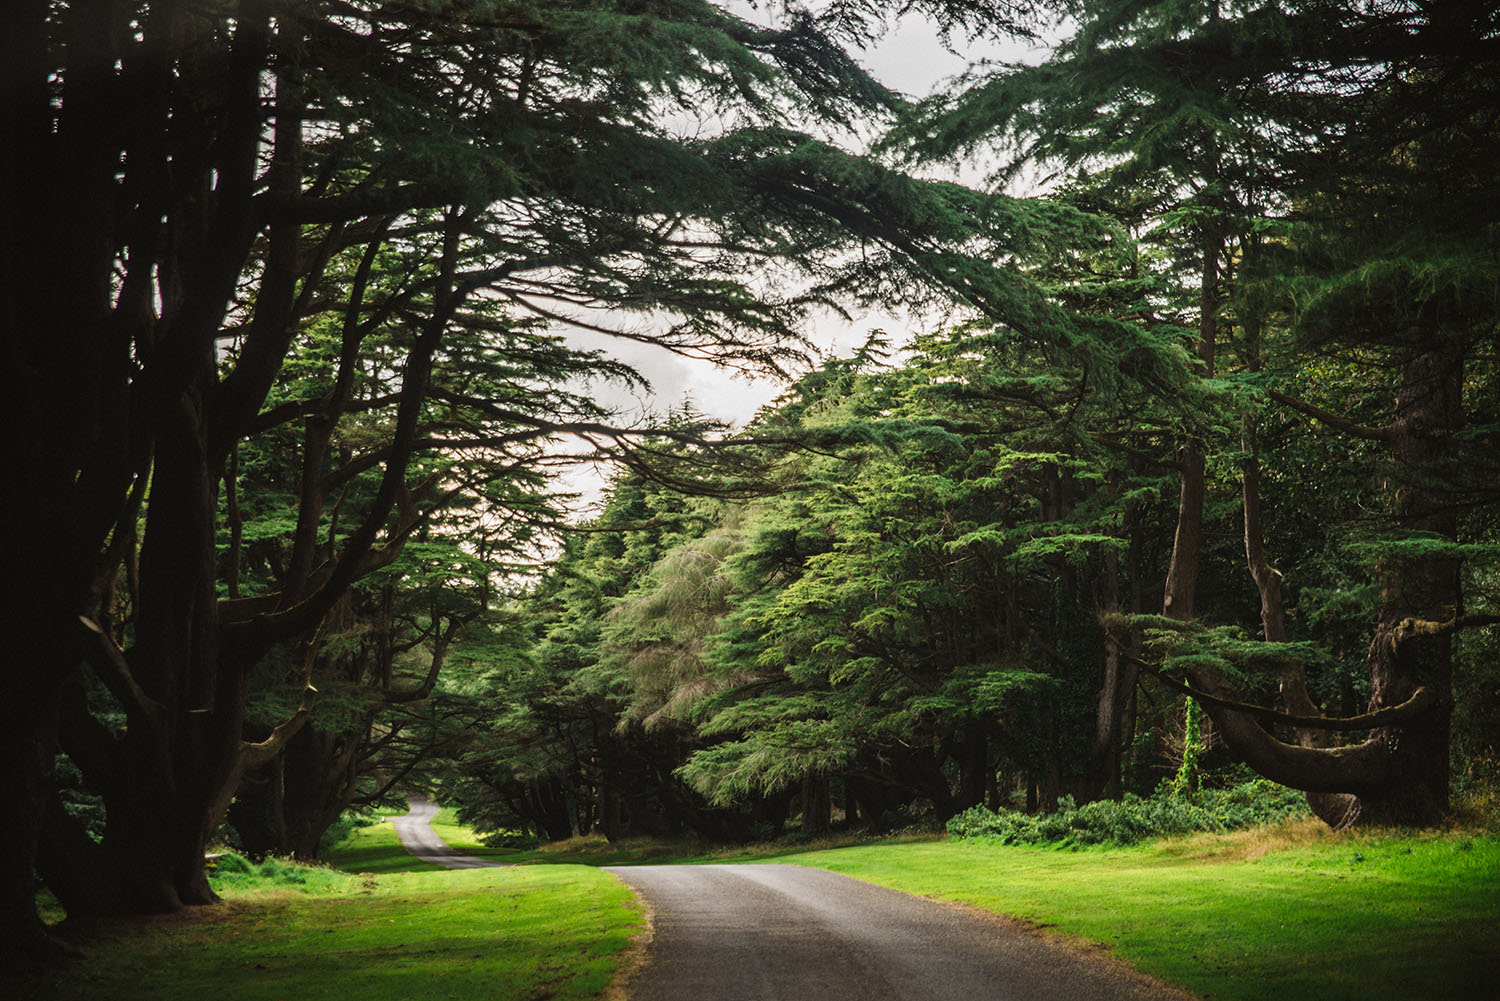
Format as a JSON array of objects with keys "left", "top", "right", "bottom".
[
  {"left": 3, "top": 0, "right": 138, "bottom": 954},
  {"left": 800, "top": 775, "right": 831, "bottom": 836},
  {"left": 1356, "top": 336, "right": 1462, "bottom": 824}
]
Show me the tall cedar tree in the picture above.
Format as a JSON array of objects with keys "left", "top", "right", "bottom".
[{"left": 2, "top": 0, "right": 1052, "bottom": 958}]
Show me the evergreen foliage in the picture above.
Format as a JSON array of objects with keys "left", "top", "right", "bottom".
[{"left": 8, "top": 2, "right": 1500, "bottom": 964}]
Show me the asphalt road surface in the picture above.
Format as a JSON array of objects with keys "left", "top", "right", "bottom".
[
  {"left": 393, "top": 804, "right": 1189, "bottom": 1000},
  {"left": 391, "top": 796, "right": 505, "bottom": 869},
  {"left": 606, "top": 863, "right": 1194, "bottom": 1001}
]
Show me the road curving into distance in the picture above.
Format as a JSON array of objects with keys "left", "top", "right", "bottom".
[
  {"left": 394, "top": 802, "right": 1190, "bottom": 1000},
  {"left": 606, "top": 863, "right": 1195, "bottom": 1001},
  {"left": 391, "top": 795, "right": 505, "bottom": 869}
]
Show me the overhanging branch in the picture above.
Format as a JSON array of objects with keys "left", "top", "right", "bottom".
[
  {"left": 1132, "top": 652, "right": 1435, "bottom": 731},
  {"left": 1398, "top": 612, "right": 1500, "bottom": 638},
  {"left": 1267, "top": 389, "right": 1394, "bottom": 442}
]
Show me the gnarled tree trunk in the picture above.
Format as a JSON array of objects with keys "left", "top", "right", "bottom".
[{"left": 1202, "top": 334, "right": 1463, "bottom": 826}]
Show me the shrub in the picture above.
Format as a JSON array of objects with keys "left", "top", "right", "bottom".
[
  {"left": 947, "top": 780, "right": 1310, "bottom": 847},
  {"left": 481, "top": 829, "right": 542, "bottom": 850},
  {"left": 208, "top": 851, "right": 343, "bottom": 893}
]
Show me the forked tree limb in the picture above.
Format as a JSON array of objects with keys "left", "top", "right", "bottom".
[
  {"left": 242, "top": 619, "right": 325, "bottom": 768},
  {"left": 77, "top": 616, "right": 165, "bottom": 726}
]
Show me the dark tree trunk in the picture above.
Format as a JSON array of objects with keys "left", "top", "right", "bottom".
[
  {"left": 1087, "top": 540, "right": 1137, "bottom": 802},
  {"left": 536, "top": 777, "right": 579, "bottom": 842},
  {"left": 0, "top": 690, "right": 71, "bottom": 971},
  {"left": 800, "top": 775, "right": 831, "bottom": 836},
  {"left": 1355, "top": 336, "right": 1462, "bottom": 824},
  {"left": 233, "top": 721, "right": 368, "bottom": 860},
  {"left": 1163, "top": 227, "right": 1219, "bottom": 622},
  {"left": 2, "top": 0, "right": 140, "bottom": 953},
  {"left": 954, "top": 729, "right": 991, "bottom": 812}
]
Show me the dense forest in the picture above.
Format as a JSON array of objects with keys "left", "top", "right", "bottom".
[{"left": 4, "top": 0, "right": 1498, "bottom": 969}]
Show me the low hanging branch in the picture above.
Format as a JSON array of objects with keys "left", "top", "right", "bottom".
[
  {"left": 243, "top": 682, "right": 320, "bottom": 768},
  {"left": 1266, "top": 389, "right": 1394, "bottom": 442},
  {"left": 1127, "top": 651, "right": 1436, "bottom": 732}
]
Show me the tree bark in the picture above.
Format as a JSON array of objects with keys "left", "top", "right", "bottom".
[
  {"left": 1088, "top": 543, "right": 1138, "bottom": 801},
  {"left": 1162, "top": 225, "right": 1219, "bottom": 621},
  {"left": 1355, "top": 335, "right": 1462, "bottom": 824},
  {"left": 800, "top": 775, "right": 831, "bottom": 836}
]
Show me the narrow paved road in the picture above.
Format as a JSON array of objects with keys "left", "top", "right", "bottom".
[
  {"left": 393, "top": 804, "right": 1190, "bottom": 1000},
  {"left": 606, "top": 863, "right": 1194, "bottom": 1001},
  {"left": 391, "top": 796, "right": 505, "bottom": 868}
]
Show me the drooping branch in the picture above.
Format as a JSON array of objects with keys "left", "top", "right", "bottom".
[
  {"left": 231, "top": 210, "right": 467, "bottom": 647},
  {"left": 1137, "top": 658, "right": 1436, "bottom": 732},
  {"left": 243, "top": 681, "right": 319, "bottom": 768},
  {"left": 1267, "top": 389, "right": 1394, "bottom": 441}
]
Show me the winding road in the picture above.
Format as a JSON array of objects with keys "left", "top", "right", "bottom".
[
  {"left": 393, "top": 800, "right": 1192, "bottom": 1000},
  {"left": 391, "top": 795, "right": 506, "bottom": 869}
]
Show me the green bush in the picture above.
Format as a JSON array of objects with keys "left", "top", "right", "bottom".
[
  {"left": 947, "top": 780, "right": 1310, "bottom": 847},
  {"left": 480, "top": 829, "right": 542, "bottom": 850},
  {"left": 208, "top": 851, "right": 344, "bottom": 893}
]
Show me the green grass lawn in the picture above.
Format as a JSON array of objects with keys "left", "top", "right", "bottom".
[
  {"left": 31, "top": 860, "right": 641, "bottom": 1001},
  {"left": 324, "top": 803, "right": 1500, "bottom": 1001}
]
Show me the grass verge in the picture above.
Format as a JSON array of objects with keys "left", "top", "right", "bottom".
[
  {"left": 773, "top": 822, "right": 1500, "bottom": 1001},
  {"left": 39, "top": 807, "right": 1495, "bottom": 1001},
  {"left": 31, "top": 861, "right": 641, "bottom": 1001}
]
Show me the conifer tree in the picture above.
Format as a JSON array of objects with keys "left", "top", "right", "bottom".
[
  {"left": 894, "top": 0, "right": 1500, "bottom": 825},
  {"left": 1, "top": 0, "right": 1072, "bottom": 951}
]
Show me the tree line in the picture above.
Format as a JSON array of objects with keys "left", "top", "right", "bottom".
[{"left": 4, "top": 0, "right": 1497, "bottom": 970}]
